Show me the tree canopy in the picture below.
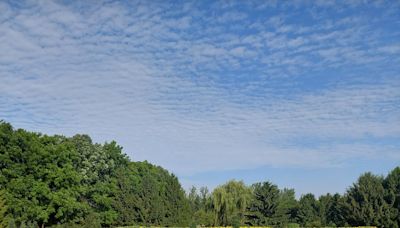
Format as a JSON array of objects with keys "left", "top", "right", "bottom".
[
  {"left": 0, "top": 121, "right": 190, "bottom": 227},
  {"left": 1, "top": 121, "right": 400, "bottom": 227}
]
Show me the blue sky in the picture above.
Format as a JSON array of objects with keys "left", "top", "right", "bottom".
[{"left": 0, "top": 0, "right": 399, "bottom": 197}]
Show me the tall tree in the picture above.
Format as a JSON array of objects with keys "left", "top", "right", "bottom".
[
  {"left": 113, "top": 164, "right": 140, "bottom": 226},
  {"left": 189, "top": 186, "right": 214, "bottom": 226},
  {"left": 188, "top": 186, "right": 201, "bottom": 212},
  {"left": 212, "top": 180, "right": 251, "bottom": 226},
  {"left": 114, "top": 161, "right": 191, "bottom": 226},
  {"left": 384, "top": 167, "right": 400, "bottom": 227},
  {"left": 296, "top": 193, "right": 321, "bottom": 226},
  {"left": 164, "top": 173, "right": 191, "bottom": 226},
  {"left": 273, "top": 188, "right": 298, "bottom": 226},
  {"left": 246, "top": 181, "right": 279, "bottom": 226},
  {"left": 344, "top": 172, "right": 394, "bottom": 227},
  {"left": 325, "top": 193, "right": 346, "bottom": 227},
  {"left": 199, "top": 186, "right": 210, "bottom": 209},
  {"left": 318, "top": 193, "right": 330, "bottom": 225},
  {"left": 0, "top": 123, "right": 87, "bottom": 226},
  {"left": 318, "top": 193, "right": 348, "bottom": 226},
  {"left": 70, "top": 135, "right": 129, "bottom": 226}
]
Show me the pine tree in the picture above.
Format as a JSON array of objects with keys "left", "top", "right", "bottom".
[{"left": 344, "top": 172, "right": 393, "bottom": 227}]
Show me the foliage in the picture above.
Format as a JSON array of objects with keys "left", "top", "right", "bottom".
[
  {"left": 113, "top": 161, "right": 191, "bottom": 226},
  {"left": 343, "top": 172, "right": 395, "bottom": 227},
  {"left": 211, "top": 180, "right": 251, "bottom": 226},
  {"left": 188, "top": 186, "right": 214, "bottom": 226},
  {"left": 0, "top": 123, "right": 88, "bottom": 226},
  {"left": 0, "top": 121, "right": 189, "bottom": 227},
  {"left": 321, "top": 193, "right": 346, "bottom": 227},
  {"left": 296, "top": 193, "right": 320, "bottom": 226},
  {"left": 0, "top": 190, "right": 7, "bottom": 228},
  {"left": 272, "top": 188, "right": 298, "bottom": 226},
  {"left": 384, "top": 167, "right": 400, "bottom": 227},
  {"left": 1, "top": 121, "right": 400, "bottom": 227},
  {"left": 246, "top": 181, "right": 280, "bottom": 226}
]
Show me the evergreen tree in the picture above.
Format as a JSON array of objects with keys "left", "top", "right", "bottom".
[
  {"left": 114, "top": 161, "right": 191, "bottom": 226},
  {"left": 273, "top": 188, "right": 298, "bottom": 226},
  {"left": 296, "top": 193, "right": 321, "bottom": 226},
  {"left": 246, "top": 181, "right": 279, "bottom": 226},
  {"left": 344, "top": 172, "right": 393, "bottom": 227},
  {"left": 326, "top": 193, "right": 346, "bottom": 227},
  {"left": 384, "top": 167, "right": 400, "bottom": 227}
]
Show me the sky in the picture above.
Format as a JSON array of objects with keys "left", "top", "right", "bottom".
[{"left": 0, "top": 0, "right": 399, "bottom": 197}]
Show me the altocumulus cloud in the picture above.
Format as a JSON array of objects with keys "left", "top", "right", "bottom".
[{"left": 0, "top": 0, "right": 399, "bottom": 193}]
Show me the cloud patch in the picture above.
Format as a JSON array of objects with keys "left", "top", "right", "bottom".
[{"left": 0, "top": 0, "right": 399, "bottom": 182}]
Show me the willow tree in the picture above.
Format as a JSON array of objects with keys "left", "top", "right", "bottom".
[{"left": 211, "top": 180, "right": 250, "bottom": 226}]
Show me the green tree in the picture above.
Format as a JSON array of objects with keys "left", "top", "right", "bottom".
[
  {"left": 384, "top": 167, "right": 400, "bottom": 227},
  {"left": 0, "top": 189, "right": 7, "bottom": 228},
  {"left": 164, "top": 173, "right": 191, "bottom": 226},
  {"left": 344, "top": 172, "right": 393, "bottom": 227},
  {"left": 189, "top": 186, "right": 214, "bottom": 226},
  {"left": 114, "top": 161, "right": 191, "bottom": 226},
  {"left": 318, "top": 193, "right": 332, "bottom": 226},
  {"left": 246, "top": 181, "right": 279, "bottom": 226},
  {"left": 296, "top": 193, "right": 321, "bottom": 226},
  {"left": 0, "top": 123, "right": 87, "bottom": 226},
  {"left": 0, "top": 122, "right": 129, "bottom": 227},
  {"left": 199, "top": 186, "right": 210, "bottom": 209},
  {"left": 212, "top": 180, "right": 251, "bottom": 226},
  {"left": 112, "top": 164, "right": 141, "bottom": 226},
  {"left": 273, "top": 188, "right": 298, "bottom": 226},
  {"left": 70, "top": 135, "right": 129, "bottom": 226},
  {"left": 325, "top": 193, "right": 346, "bottom": 227},
  {"left": 188, "top": 186, "right": 201, "bottom": 212}
]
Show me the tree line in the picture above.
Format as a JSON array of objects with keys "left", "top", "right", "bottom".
[{"left": 0, "top": 121, "right": 399, "bottom": 227}]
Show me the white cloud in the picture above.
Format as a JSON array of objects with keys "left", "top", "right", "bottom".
[{"left": 0, "top": 0, "right": 399, "bottom": 178}]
